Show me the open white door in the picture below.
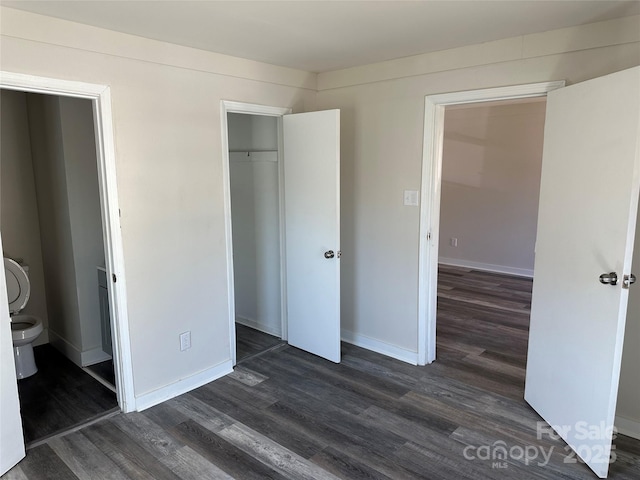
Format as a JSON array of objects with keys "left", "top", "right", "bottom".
[
  {"left": 525, "top": 67, "right": 640, "bottom": 478},
  {"left": 0, "top": 233, "right": 26, "bottom": 475},
  {"left": 283, "top": 110, "right": 341, "bottom": 363}
]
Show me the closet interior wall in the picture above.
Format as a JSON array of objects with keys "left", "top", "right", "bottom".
[{"left": 228, "top": 113, "right": 281, "bottom": 337}]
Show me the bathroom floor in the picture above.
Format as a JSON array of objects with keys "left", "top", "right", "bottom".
[
  {"left": 85, "top": 358, "right": 116, "bottom": 388},
  {"left": 17, "top": 344, "right": 118, "bottom": 445},
  {"left": 236, "top": 323, "right": 283, "bottom": 363}
]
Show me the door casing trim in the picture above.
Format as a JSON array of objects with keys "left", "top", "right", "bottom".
[
  {"left": 0, "top": 71, "right": 135, "bottom": 411},
  {"left": 220, "top": 101, "right": 292, "bottom": 366},
  {"left": 417, "top": 81, "right": 565, "bottom": 365}
]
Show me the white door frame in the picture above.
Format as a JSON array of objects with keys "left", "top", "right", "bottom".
[
  {"left": 0, "top": 71, "right": 135, "bottom": 412},
  {"left": 417, "top": 81, "right": 565, "bottom": 366},
  {"left": 220, "top": 101, "right": 292, "bottom": 366}
]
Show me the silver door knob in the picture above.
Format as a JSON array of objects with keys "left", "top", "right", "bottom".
[
  {"left": 324, "top": 250, "right": 335, "bottom": 259},
  {"left": 599, "top": 272, "right": 618, "bottom": 285}
]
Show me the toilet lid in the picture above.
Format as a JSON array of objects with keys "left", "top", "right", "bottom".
[{"left": 4, "top": 258, "right": 30, "bottom": 315}]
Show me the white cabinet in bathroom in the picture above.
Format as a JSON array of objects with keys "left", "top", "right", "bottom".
[{"left": 97, "top": 267, "right": 112, "bottom": 357}]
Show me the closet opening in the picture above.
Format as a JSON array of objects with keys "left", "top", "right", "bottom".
[
  {"left": 226, "top": 111, "right": 286, "bottom": 364},
  {"left": 221, "top": 101, "right": 341, "bottom": 365}
]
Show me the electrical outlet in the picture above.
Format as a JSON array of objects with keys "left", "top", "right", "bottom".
[
  {"left": 403, "top": 190, "right": 419, "bottom": 206},
  {"left": 450, "top": 237, "right": 458, "bottom": 247},
  {"left": 180, "top": 331, "right": 191, "bottom": 351}
]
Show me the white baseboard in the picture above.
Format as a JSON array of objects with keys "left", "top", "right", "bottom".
[
  {"left": 134, "top": 360, "right": 233, "bottom": 412},
  {"left": 615, "top": 415, "right": 640, "bottom": 440},
  {"left": 439, "top": 257, "right": 534, "bottom": 278},
  {"left": 49, "top": 330, "right": 83, "bottom": 367},
  {"left": 341, "top": 329, "right": 418, "bottom": 365},
  {"left": 48, "top": 330, "right": 111, "bottom": 367},
  {"left": 236, "top": 316, "right": 281, "bottom": 337}
]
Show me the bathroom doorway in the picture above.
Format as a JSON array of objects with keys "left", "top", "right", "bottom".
[
  {"left": 0, "top": 72, "right": 133, "bottom": 469},
  {"left": 1, "top": 89, "right": 117, "bottom": 444},
  {"left": 226, "top": 111, "right": 286, "bottom": 364}
]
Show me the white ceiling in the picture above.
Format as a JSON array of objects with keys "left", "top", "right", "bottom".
[{"left": 3, "top": 1, "right": 640, "bottom": 73}]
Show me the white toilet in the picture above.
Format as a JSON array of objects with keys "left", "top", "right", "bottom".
[{"left": 5, "top": 258, "right": 43, "bottom": 379}]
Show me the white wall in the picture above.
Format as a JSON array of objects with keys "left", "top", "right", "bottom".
[
  {"left": 0, "top": 90, "right": 49, "bottom": 344},
  {"left": 0, "top": 6, "right": 316, "bottom": 402},
  {"left": 617, "top": 203, "right": 640, "bottom": 437},
  {"left": 230, "top": 155, "right": 258, "bottom": 325},
  {"left": 2, "top": 6, "right": 637, "bottom": 410},
  {"left": 28, "top": 93, "right": 80, "bottom": 350},
  {"left": 27, "top": 94, "right": 106, "bottom": 366},
  {"left": 316, "top": 16, "right": 640, "bottom": 357},
  {"left": 58, "top": 97, "right": 106, "bottom": 361},
  {"left": 28, "top": 93, "right": 78, "bottom": 352},
  {"left": 229, "top": 113, "right": 281, "bottom": 336},
  {"left": 26, "top": 95, "right": 91, "bottom": 365},
  {"left": 439, "top": 100, "right": 546, "bottom": 277}
]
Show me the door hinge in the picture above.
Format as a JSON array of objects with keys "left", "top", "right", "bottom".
[{"left": 112, "top": 273, "right": 117, "bottom": 283}]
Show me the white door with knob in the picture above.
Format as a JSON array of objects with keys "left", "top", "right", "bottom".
[
  {"left": 283, "top": 110, "right": 341, "bottom": 363},
  {"left": 525, "top": 66, "right": 640, "bottom": 478}
]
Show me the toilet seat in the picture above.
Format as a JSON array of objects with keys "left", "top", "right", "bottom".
[{"left": 4, "top": 258, "right": 30, "bottom": 315}]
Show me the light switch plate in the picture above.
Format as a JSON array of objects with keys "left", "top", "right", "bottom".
[{"left": 403, "top": 190, "right": 419, "bottom": 206}]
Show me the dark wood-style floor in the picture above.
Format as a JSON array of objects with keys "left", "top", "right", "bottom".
[
  {"left": 236, "top": 323, "right": 283, "bottom": 363},
  {"left": 5, "top": 267, "right": 640, "bottom": 479},
  {"left": 85, "top": 359, "right": 116, "bottom": 388},
  {"left": 16, "top": 344, "right": 119, "bottom": 446},
  {"left": 437, "top": 264, "right": 532, "bottom": 376}
]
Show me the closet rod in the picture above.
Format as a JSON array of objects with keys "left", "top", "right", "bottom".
[{"left": 228, "top": 149, "right": 278, "bottom": 153}]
